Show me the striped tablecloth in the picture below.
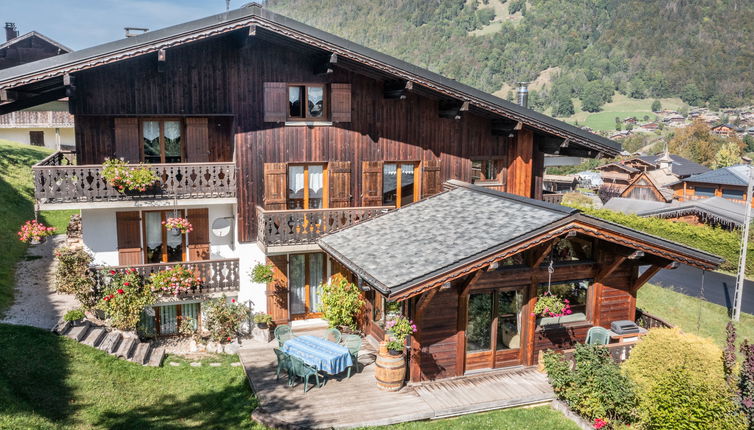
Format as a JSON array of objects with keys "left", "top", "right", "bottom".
[{"left": 282, "top": 335, "right": 353, "bottom": 375}]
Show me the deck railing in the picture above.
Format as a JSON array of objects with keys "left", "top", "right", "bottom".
[
  {"left": 257, "top": 206, "right": 391, "bottom": 247},
  {"left": 90, "top": 258, "right": 240, "bottom": 295},
  {"left": 0, "top": 110, "right": 74, "bottom": 127},
  {"left": 541, "top": 193, "right": 565, "bottom": 205},
  {"left": 635, "top": 308, "right": 674, "bottom": 329},
  {"left": 32, "top": 151, "right": 236, "bottom": 204}
]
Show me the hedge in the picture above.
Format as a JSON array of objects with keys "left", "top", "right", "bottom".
[{"left": 569, "top": 205, "right": 753, "bottom": 273}]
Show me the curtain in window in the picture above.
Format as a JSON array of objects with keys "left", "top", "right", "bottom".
[
  {"left": 288, "top": 166, "right": 305, "bottom": 208},
  {"left": 164, "top": 121, "right": 181, "bottom": 163},
  {"left": 309, "top": 253, "right": 324, "bottom": 313},
  {"left": 145, "top": 212, "right": 162, "bottom": 263},
  {"left": 289, "top": 254, "right": 306, "bottom": 314},
  {"left": 308, "top": 165, "right": 324, "bottom": 208},
  {"left": 160, "top": 305, "right": 177, "bottom": 335},
  {"left": 143, "top": 121, "right": 160, "bottom": 163}
]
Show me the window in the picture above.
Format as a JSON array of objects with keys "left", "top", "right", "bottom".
[
  {"left": 383, "top": 163, "right": 418, "bottom": 207},
  {"left": 147, "top": 302, "right": 200, "bottom": 336},
  {"left": 143, "top": 120, "right": 182, "bottom": 163},
  {"left": 287, "top": 164, "right": 326, "bottom": 209},
  {"left": 466, "top": 288, "right": 524, "bottom": 353},
  {"left": 288, "top": 84, "right": 325, "bottom": 120},
  {"left": 722, "top": 188, "right": 744, "bottom": 200},
  {"left": 471, "top": 159, "right": 500, "bottom": 183},
  {"left": 144, "top": 210, "right": 186, "bottom": 263},
  {"left": 536, "top": 280, "right": 590, "bottom": 326},
  {"left": 289, "top": 253, "right": 327, "bottom": 318},
  {"left": 29, "top": 131, "right": 45, "bottom": 147},
  {"left": 695, "top": 186, "right": 716, "bottom": 197}
]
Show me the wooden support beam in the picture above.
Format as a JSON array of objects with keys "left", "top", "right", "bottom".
[
  {"left": 415, "top": 288, "right": 440, "bottom": 321},
  {"left": 460, "top": 270, "right": 484, "bottom": 298},
  {"left": 530, "top": 239, "right": 557, "bottom": 268},
  {"left": 595, "top": 255, "right": 627, "bottom": 282},
  {"left": 630, "top": 265, "right": 663, "bottom": 294},
  {"left": 439, "top": 99, "right": 468, "bottom": 120},
  {"left": 491, "top": 118, "right": 518, "bottom": 136},
  {"left": 0, "top": 88, "right": 66, "bottom": 115},
  {"left": 63, "top": 74, "right": 75, "bottom": 98},
  {"left": 248, "top": 24, "right": 257, "bottom": 37}
]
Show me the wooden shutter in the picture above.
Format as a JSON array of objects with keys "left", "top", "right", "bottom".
[
  {"left": 361, "top": 161, "right": 383, "bottom": 206},
  {"left": 116, "top": 211, "right": 142, "bottom": 265},
  {"left": 114, "top": 118, "right": 140, "bottom": 162},
  {"left": 263, "top": 163, "right": 288, "bottom": 210},
  {"left": 263, "top": 82, "right": 287, "bottom": 123},
  {"left": 422, "top": 159, "right": 442, "bottom": 197},
  {"left": 267, "top": 255, "right": 289, "bottom": 325},
  {"left": 187, "top": 208, "right": 210, "bottom": 261},
  {"left": 185, "top": 117, "right": 209, "bottom": 162},
  {"left": 330, "top": 83, "right": 352, "bottom": 123},
  {"left": 328, "top": 161, "right": 351, "bottom": 208}
]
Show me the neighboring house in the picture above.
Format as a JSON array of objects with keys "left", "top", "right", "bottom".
[
  {"left": 673, "top": 165, "right": 752, "bottom": 205},
  {"left": 0, "top": 5, "right": 721, "bottom": 381},
  {"left": 618, "top": 171, "right": 672, "bottom": 202},
  {"left": 596, "top": 162, "right": 638, "bottom": 193},
  {"left": 636, "top": 122, "right": 659, "bottom": 132},
  {"left": 710, "top": 124, "right": 737, "bottom": 138},
  {"left": 543, "top": 174, "right": 578, "bottom": 193},
  {"left": 605, "top": 196, "right": 749, "bottom": 230},
  {"left": 0, "top": 23, "right": 74, "bottom": 148},
  {"left": 631, "top": 153, "right": 709, "bottom": 179}
]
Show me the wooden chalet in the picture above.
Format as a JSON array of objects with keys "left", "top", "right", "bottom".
[
  {"left": 673, "top": 165, "right": 752, "bottom": 206},
  {"left": 618, "top": 171, "right": 671, "bottom": 202}
]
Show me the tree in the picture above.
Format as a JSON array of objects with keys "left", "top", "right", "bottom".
[
  {"left": 669, "top": 120, "right": 728, "bottom": 166},
  {"left": 553, "top": 94, "right": 574, "bottom": 117},
  {"left": 681, "top": 83, "right": 704, "bottom": 106},
  {"left": 616, "top": 123, "right": 622, "bottom": 131},
  {"left": 651, "top": 99, "right": 662, "bottom": 112},
  {"left": 714, "top": 142, "right": 744, "bottom": 169},
  {"left": 744, "top": 135, "right": 754, "bottom": 153}
]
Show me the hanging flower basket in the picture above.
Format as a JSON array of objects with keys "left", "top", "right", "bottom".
[
  {"left": 532, "top": 291, "right": 572, "bottom": 318},
  {"left": 17, "top": 220, "right": 56, "bottom": 244},
  {"left": 162, "top": 217, "right": 193, "bottom": 234}
]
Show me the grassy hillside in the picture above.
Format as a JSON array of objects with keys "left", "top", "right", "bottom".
[
  {"left": 0, "top": 139, "right": 76, "bottom": 315},
  {"left": 267, "top": 0, "right": 754, "bottom": 110}
]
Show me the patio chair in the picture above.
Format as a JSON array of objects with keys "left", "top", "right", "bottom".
[
  {"left": 322, "top": 327, "right": 341, "bottom": 343},
  {"left": 585, "top": 326, "right": 611, "bottom": 346},
  {"left": 287, "top": 356, "right": 322, "bottom": 393},
  {"left": 274, "top": 324, "right": 294, "bottom": 347},
  {"left": 342, "top": 334, "right": 362, "bottom": 378},
  {"left": 273, "top": 347, "right": 291, "bottom": 381}
]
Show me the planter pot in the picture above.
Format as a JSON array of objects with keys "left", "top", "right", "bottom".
[
  {"left": 256, "top": 322, "right": 269, "bottom": 330},
  {"left": 123, "top": 184, "right": 161, "bottom": 197},
  {"left": 30, "top": 237, "right": 46, "bottom": 245},
  {"left": 251, "top": 325, "right": 272, "bottom": 343},
  {"left": 388, "top": 349, "right": 403, "bottom": 356},
  {"left": 375, "top": 351, "right": 406, "bottom": 392}
]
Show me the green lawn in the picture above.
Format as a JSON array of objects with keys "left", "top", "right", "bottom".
[
  {"left": 636, "top": 283, "right": 754, "bottom": 348},
  {"left": 562, "top": 93, "right": 685, "bottom": 131},
  {"left": 369, "top": 406, "right": 580, "bottom": 430},
  {"left": 0, "top": 324, "right": 259, "bottom": 430}
]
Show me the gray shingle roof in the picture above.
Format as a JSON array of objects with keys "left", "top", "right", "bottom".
[
  {"left": 319, "top": 184, "right": 574, "bottom": 294},
  {"left": 682, "top": 165, "right": 750, "bottom": 187},
  {"left": 639, "top": 196, "right": 751, "bottom": 228},
  {"left": 635, "top": 154, "right": 709, "bottom": 177},
  {"left": 603, "top": 197, "right": 668, "bottom": 214}
]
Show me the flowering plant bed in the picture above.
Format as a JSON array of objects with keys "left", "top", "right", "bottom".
[
  {"left": 101, "top": 158, "right": 159, "bottom": 193},
  {"left": 162, "top": 217, "right": 193, "bottom": 234},
  {"left": 204, "top": 295, "right": 247, "bottom": 343},
  {"left": 17, "top": 220, "right": 56, "bottom": 243},
  {"left": 533, "top": 291, "right": 572, "bottom": 317},
  {"left": 98, "top": 268, "right": 155, "bottom": 331},
  {"left": 385, "top": 315, "right": 417, "bottom": 353},
  {"left": 149, "top": 265, "right": 202, "bottom": 296}
]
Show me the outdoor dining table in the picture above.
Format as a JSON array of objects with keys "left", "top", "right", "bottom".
[{"left": 281, "top": 335, "right": 353, "bottom": 375}]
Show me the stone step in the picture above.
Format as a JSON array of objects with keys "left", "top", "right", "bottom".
[
  {"left": 51, "top": 320, "right": 71, "bottom": 335},
  {"left": 82, "top": 326, "right": 107, "bottom": 348},
  {"left": 65, "top": 322, "right": 91, "bottom": 342},
  {"left": 115, "top": 336, "right": 137, "bottom": 359},
  {"left": 98, "top": 331, "right": 122, "bottom": 354},
  {"left": 147, "top": 346, "right": 166, "bottom": 367},
  {"left": 130, "top": 342, "right": 150, "bottom": 365}
]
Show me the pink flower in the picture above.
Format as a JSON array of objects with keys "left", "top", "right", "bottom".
[
  {"left": 231, "top": 299, "right": 236, "bottom": 303},
  {"left": 563, "top": 299, "right": 570, "bottom": 303},
  {"left": 117, "top": 289, "right": 124, "bottom": 294}
]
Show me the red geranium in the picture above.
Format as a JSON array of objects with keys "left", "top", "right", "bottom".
[{"left": 117, "top": 289, "right": 124, "bottom": 294}]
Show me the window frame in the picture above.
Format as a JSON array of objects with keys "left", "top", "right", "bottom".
[
  {"left": 470, "top": 156, "right": 504, "bottom": 184},
  {"left": 694, "top": 186, "right": 716, "bottom": 198},
  {"left": 535, "top": 279, "right": 593, "bottom": 327},
  {"left": 142, "top": 209, "right": 187, "bottom": 264},
  {"left": 286, "top": 163, "right": 329, "bottom": 210},
  {"left": 382, "top": 161, "right": 421, "bottom": 208},
  {"left": 140, "top": 118, "right": 184, "bottom": 164},
  {"left": 287, "top": 83, "right": 328, "bottom": 121}
]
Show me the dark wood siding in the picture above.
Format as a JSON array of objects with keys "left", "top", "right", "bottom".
[
  {"left": 116, "top": 211, "right": 142, "bottom": 265},
  {"left": 414, "top": 288, "right": 459, "bottom": 382},
  {"left": 186, "top": 208, "right": 210, "bottom": 261}
]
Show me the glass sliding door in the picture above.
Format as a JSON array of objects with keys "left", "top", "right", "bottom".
[
  {"left": 465, "top": 286, "right": 526, "bottom": 371},
  {"left": 289, "top": 253, "right": 327, "bottom": 319},
  {"left": 289, "top": 254, "right": 306, "bottom": 315}
]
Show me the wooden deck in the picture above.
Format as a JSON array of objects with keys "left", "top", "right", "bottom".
[{"left": 239, "top": 331, "right": 554, "bottom": 429}]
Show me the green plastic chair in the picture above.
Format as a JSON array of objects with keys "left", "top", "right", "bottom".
[
  {"left": 586, "top": 326, "right": 611, "bottom": 345},
  {"left": 342, "top": 334, "right": 362, "bottom": 378},
  {"left": 322, "top": 328, "right": 341, "bottom": 343},
  {"left": 272, "top": 348, "right": 290, "bottom": 381},
  {"left": 287, "top": 356, "right": 322, "bottom": 393},
  {"left": 274, "top": 324, "right": 294, "bottom": 347}
]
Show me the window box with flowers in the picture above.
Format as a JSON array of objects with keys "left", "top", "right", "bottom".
[
  {"left": 101, "top": 158, "right": 159, "bottom": 194},
  {"left": 536, "top": 280, "right": 590, "bottom": 327},
  {"left": 149, "top": 265, "right": 202, "bottom": 296},
  {"left": 17, "top": 220, "right": 56, "bottom": 244}
]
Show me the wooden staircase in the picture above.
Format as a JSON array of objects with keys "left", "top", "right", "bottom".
[{"left": 52, "top": 320, "right": 165, "bottom": 367}]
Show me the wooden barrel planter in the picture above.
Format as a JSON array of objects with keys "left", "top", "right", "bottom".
[{"left": 374, "top": 352, "right": 406, "bottom": 392}]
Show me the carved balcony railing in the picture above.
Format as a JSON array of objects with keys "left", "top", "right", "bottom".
[
  {"left": 635, "top": 308, "right": 674, "bottom": 329},
  {"left": 90, "top": 258, "right": 240, "bottom": 296},
  {"left": 541, "top": 193, "right": 565, "bottom": 205},
  {"left": 257, "top": 206, "right": 392, "bottom": 247},
  {"left": 32, "top": 151, "right": 236, "bottom": 205}
]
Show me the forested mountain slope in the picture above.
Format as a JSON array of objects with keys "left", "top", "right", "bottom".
[{"left": 266, "top": 0, "right": 753, "bottom": 112}]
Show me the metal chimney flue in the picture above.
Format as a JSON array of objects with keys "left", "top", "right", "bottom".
[
  {"left": 5, "top": 23, "right": 18, "bottom": 42},
  {"left": 516, "top": 82, "right": 529, "bottom": 108}
]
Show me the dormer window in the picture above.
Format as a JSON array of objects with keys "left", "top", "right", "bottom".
[{"left": 288, "top": 84, "right": 326, "bottom": 120}]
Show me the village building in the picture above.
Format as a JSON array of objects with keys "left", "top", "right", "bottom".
[
  {"left": 543, "top": 174, "right": 578, "bottom": 193},
  {"left": 710, "top": 123, "right": 737, "bottom": 138},
  {"left": 0, "top": 5, "right": 722, "bottom": 384},
  {"left": 673, "top": 164, "right": 753, "bottom": 206}
]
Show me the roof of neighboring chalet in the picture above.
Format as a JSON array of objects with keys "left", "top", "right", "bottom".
[
  {"left": 636, "top": 154, "right": 709, "bottom": 177},
  {"left": 603, "top": 197, "right": 667, "bottom": 214},
  {"left": 639, "top": 196, "right": 751, "bottom": 229},
  {"left": 681, "top": 164, "right": 750, "bottom": 187},
  {"left": 0, "top": 31, "right": 72, "bottom": 53},
  {"left": 596, "top": 162, "right": 638, "bottom": 173},
  {"left": 0, "top": 5, "right": 620, "bottom": 157},
  {"left": 543, "top": 174, "right": 577, "bottom": 183},
  {"left": 319, "top": 181, "right": 723, "bottom": 300}
]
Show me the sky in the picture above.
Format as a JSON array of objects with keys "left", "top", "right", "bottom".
[{"left": 2, "top": 0, "right": 249, "bottom": 50}]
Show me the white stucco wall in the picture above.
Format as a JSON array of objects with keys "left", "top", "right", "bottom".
[{"left": 0, "top": 127, "right": 75, "bottom": 149}]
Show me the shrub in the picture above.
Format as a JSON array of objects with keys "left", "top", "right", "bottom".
[
  {"left": 741, "top": 340, "right": 754, "bottom": 428},
  {"left": 253, "top": 312, "right": 272, "bottom": 325},
  {"left": 17, "top": 220, "right": 56, "bottom": 243},
  {"left": 250, "top": 263, "right": 274, "bottom": 284},
  {"left": 203, "top": 295, "right": 247, "bottom": 343},
  {"left": 97, "top": 268, "right": 155, "bottom": 331},
  {"left": 101, "top": 158, "right": 158, "bottom": 193},
  {"left": 385, "top": 315, "right": 417, "bottom": 352},
  {"left": 149, "top": 265, "right": 202, "bottom": 296},
  {"left": 623, "top": 328, "right": 746, "bottom": 429},
  {"left": 54, "top": 247, "right": 100, "bottom": 309},
  {"left": 63, "top": 309, "right": 85, "bottom": 322},
  {"left": 320, "top": 273, "right": 365, "bottom": 330},
  {"left": 544, "top": 344, "right": 638, "bottom": 424}
]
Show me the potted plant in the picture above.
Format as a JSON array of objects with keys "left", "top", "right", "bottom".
[
  {"left": 253, "top": 312, "right": 273, "bottom": 329},
  {"left": 63, "top": 309, "right": 86, "bottom": 326},
  {"left": 101, "top": 158, "right": 159, "bottom": 194},
  {"left": 385, "top": 315, "right": 417, "bottom": 355},
  {"left": 250, "top": 263, "right": 275, "bottom": 284},
  {"left": 17, "top": 220, "right": 56, "bottom": 244},
  {"left": 162, "top": 217, "right": 193, "bottom": 234},
  {"left": 532, "top": 291, "right": 572, "bottom": 318},
  {"left": 149, "top": 265, "right": 202, "bottom": 296},
  {"left": 320, "top": 273, "right": 365, "bottom": 333}
]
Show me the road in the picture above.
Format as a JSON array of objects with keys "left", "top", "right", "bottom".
[{"left": 644, "top": 265, "right": 754, "bottom": 315}]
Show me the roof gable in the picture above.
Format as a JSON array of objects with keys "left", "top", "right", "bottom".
[{"left": 0, "top": 31, "right": 72, "bottom": 53}]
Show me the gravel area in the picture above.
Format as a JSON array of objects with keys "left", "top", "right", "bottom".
[{"left": 1, "top": 235, "right": 78, "bottom": 329}]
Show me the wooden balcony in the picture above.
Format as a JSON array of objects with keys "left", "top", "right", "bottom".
[
  {"left": 91, "top": 258, "right": 240, "bottom": 297},
  {"left": 32, "top": 151, "right": 236, "bottom": 208},
  {"left": 257, "top": 206, "right": 391, "bottom": 250}
]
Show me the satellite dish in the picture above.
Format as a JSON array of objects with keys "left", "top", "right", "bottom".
[{"left": 212, "top": 217, "right": 232, "bottom": 238}]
